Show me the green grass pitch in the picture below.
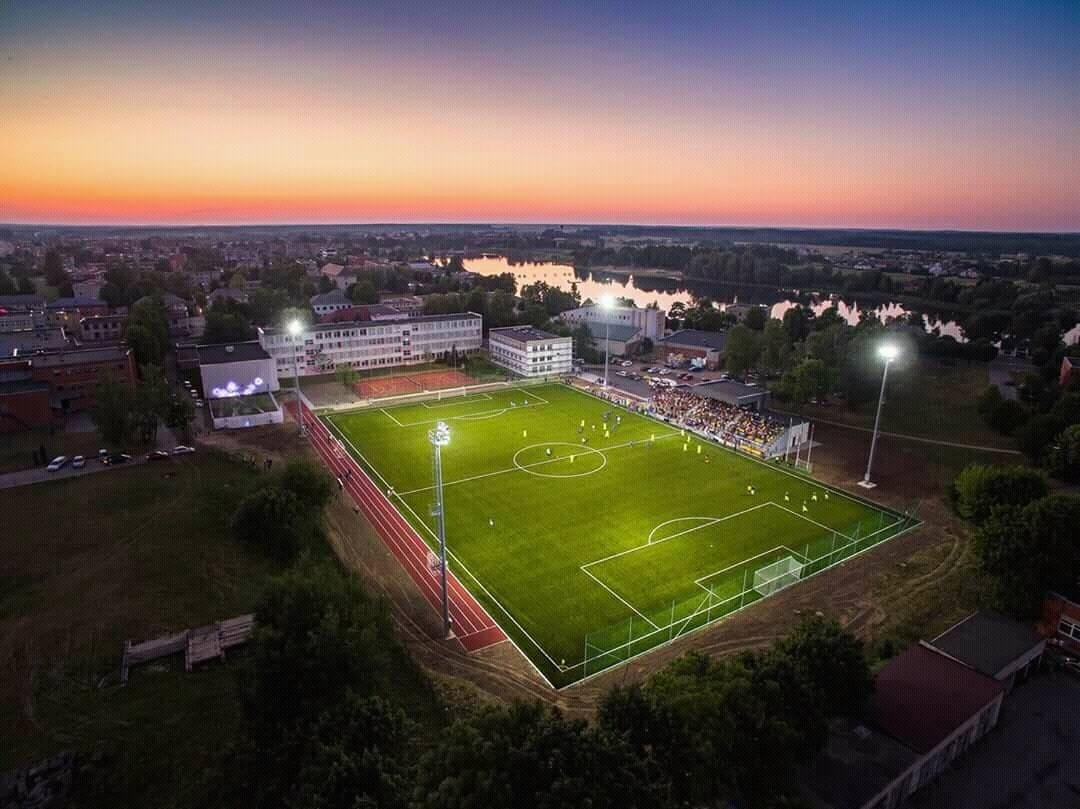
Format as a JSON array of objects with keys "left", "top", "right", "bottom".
[{"left": 323, "top": 383, "right": 913, "bottom": 686}]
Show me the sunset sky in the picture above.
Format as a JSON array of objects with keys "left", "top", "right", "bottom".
[{"left": 2, "top": 1, "right": 1078, "bottom": 230}]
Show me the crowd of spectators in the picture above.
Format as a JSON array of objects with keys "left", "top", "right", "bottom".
[{"left": 650, "top": 388, "right": 785, "bottom": 448}]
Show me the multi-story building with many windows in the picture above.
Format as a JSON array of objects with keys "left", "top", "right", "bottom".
[
  {"left": 488, "top": 326, "right": 573, "bottom": 378},
  {"left": 258, "top": 312, "right": 483, "bottom": 377}
]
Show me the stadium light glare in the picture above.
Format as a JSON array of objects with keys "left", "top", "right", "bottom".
[
  {"left": 599, "top": 294, "right": 615, "bottom": 310},
  {"left": 859, "top": 344, "right": 900, "bottom": 488},
  {"left": 286, "top": 318, "right": 306, "bottom": 435},
  {"left": 429, "top": 421, "right": 452, "bottom": 637}
]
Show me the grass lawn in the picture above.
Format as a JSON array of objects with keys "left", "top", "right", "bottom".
[
  {"left": 0, "top": 451, "right": 285, "bottom": 803},
  {"left": 325, "top": 383, "right": 911, "bottom": 686},
  {"left": 799, "top": 358, "right": 1010, "bottom": 448}
]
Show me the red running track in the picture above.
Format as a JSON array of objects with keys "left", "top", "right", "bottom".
[{"left": 288, "top": 401, "right": 507, "bottom": 652}]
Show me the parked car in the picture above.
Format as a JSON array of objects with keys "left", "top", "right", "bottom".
[
  {"left": 147, "top": 450, "right": 170, "bottom": 462},
  {"left": 103, "top": 453, "right": 132, "bottom": 465},
  {"left": 71, "top": 455, "right": 86, "bottom": 469},
  {"left": 97, "top": 448, "right": 109, "bottom": 461},
  {"left": 171, "top": 445, "right": 196, "bottom": 456},
  {"left": 619, "top": 360, "right": 632, "bottom": 367},
  {"left": 46, "top": 455, "right": 68, "bottom": 472}
]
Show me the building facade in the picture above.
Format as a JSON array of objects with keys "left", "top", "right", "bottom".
[
  {"left": 560, "top": 302, "right": 666, "bottom": 341},
  {"left": 488, "top": 326, "right": 573, "bottom": 378},
  {"left": 79, "top": 313, "right": 128, "bottom": 343},
  {"left": 258, "top": 312, "right": 483, "bottom": 377}
]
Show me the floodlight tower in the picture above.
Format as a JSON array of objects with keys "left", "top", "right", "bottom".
[
  {"left": 599, "top": 294, "right": 615, "bottom": 389},
  {"left": 428, "top": 421, "right": 452, "bottom": 638},
  {"left": 288, "top": 318, "right": 305, "bottom": 436},
  {"left": 858, "top": 343, "right": 899, "bottom": 489}
]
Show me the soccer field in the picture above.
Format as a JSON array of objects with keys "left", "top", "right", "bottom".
[{"left": 323, "top": 383, "right": 915, "bottom": 686}]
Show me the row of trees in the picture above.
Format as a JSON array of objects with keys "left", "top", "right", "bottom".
[
  {"left": 90, "top": 364, "right": 193, "bottom": 446},
  {"left": 217, "top": 547, "right": 873, "bottom": 809},
  {"left": 951, "top": 464, "right": 1080, "bottom": 616}
]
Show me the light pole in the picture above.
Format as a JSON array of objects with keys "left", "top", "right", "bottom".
[
  {"left": 428, "top": 421, "right": 452, "bottom": 638},
  {"left": 858, "top": 344, "right": 899, "bottom": 489},
  {"left": 288, "top": 319, "right": 305, "bottom": 436},
  {"left": 600, "top": 294, "right": 614, "bottom": 389}
]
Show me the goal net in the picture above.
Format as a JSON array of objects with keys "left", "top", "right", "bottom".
[{"left": 753, "top": 555, "right": 804, "bottom": 597}]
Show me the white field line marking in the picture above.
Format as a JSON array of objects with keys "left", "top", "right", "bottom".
[
  {"left": 691, "top": 543, "right": 810, "bottom": 590},
  {"left": 581, "top": 503, "right": 774, "bottom": 570},
  {"left": 327, "top": 419, "right": 565, "bottom": 680},
  {"left": 569, "top": 517, "right": 924, "bottom": 689},
  {"left": 579, "top": 567, "right": 661, "bottom": 630},
  {"left": 648, "top": 516, "right": 722, "bottom": 544},
  {"left": 324, "top": 417, "right": 559, "bottom": 683},
  {"left": 395, "top": 432, "right": 681, "bottom": 497},
  {"left": 770, "top": 502, "right": 838, "bottom": 535},
  {"left": 420, "top": 392, "right": 493, "bottom": 409},
  {"left": 380, "top": 408, "right": 406, "bottom": 427},
  {"left": 640, "top": 403, "right": 903, "bottom": 517}
]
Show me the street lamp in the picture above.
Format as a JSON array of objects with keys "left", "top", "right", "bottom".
[
  {"left": 858, "top": 343, "right": 899, "bottom": 489},
  {"left": 428, "top": 421, "right": 452, "bottom": 638},
  {"left": 599, "top": 294, "right": 614, "bottom": 389},
  {"left": 288, "top": 318, "right": 305, "bottom": 436}
]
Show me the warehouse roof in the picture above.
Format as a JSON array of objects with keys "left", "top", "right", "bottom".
[
  {"left": 929, "top": 610, "right": 1045, "bottom": 679},
  {"left": 870, "top": 643, "right": 1003, "bottom": 754},
  {"left": 658, "top": 329, "right": 727, "bottom": 351},
  {"left": 197, "top": 342, "right": 271, "bottom": 365}
]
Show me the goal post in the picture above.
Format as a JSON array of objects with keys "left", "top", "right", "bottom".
[{"left": 752, "top": 555, "right": 804, "bottom": 597}]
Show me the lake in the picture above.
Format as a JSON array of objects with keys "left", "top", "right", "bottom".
[{"left": 463, "top": 254, "right": 968, "bottom": 341}]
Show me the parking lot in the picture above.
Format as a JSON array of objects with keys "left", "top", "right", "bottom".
[
  {"left": 580, "top": 359, "right": 732, "bottom": 400},
  {"left": 910, "top": 670, "right": 1080, "bottom": 809}
]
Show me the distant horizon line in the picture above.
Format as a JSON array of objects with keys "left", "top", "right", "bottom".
[{"left": 3, "top": 221, "right": 1079, "bottom": 237}]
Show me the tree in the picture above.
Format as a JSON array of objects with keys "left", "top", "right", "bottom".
[
  {"left": 743, "top": 305, "right": 767, "bottom": 331},
  {"left": 231, "top": 559, "right": 422, "bottom": 809},
  {"left": 349, "top": 280, "right": 379, "bottom": 304},
  {"left": 1045, "top": 424, "right": 1080, "bottom": 482},
  {"left": 90, "top": 373, "right": 134, "bottom": 445},
  {"left": 975, "top": 495, "right": 1080, "bottom": 616},
  {"left": 203, "top": 309, "right": 255, "bottom": 344},
  {"left": 759, "top": 318, "right": 791, "bottom": 377},
  {"left": 976, "top": 385, "right": 1028, "bottom": 435},
  {"left": 232, "top": 487, "right": 308, "bottom": 561},
  {"left": 43, "top": 249, "right": 67, "bottom": 288},
  {"left": 723, "top": 324, "right": 760, "bottom": 377},
  {"left": 951, "top": 463, "right": 1048, "bottom": 525},
  {"left": 276, "top": 459, "right": 334, "bottom": 512},
  {"left": 776, "top": 358, "right": 828, "bottom": 410},
  {"left": 335, "top": 363, "right": 358, "bottom": 388},
  {"left": 131, "top": 363, "right": 169, "bottom": 443},
  {"left": 414, "top": 702, "right": 660, "bottom": 809},
  {"left": 782, "top": 304, "right": 813, "bottom": 343},
  {"left": 125, "top": 298, "right": 171, "bottom": 367}
]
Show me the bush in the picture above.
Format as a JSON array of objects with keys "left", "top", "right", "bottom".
[{"left": 952, "top": 464, "right": 1048, "bottom": 525}]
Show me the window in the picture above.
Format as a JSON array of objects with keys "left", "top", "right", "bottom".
[{"left": 1059, "top": 616, "right": 1080, "bottom": 641}]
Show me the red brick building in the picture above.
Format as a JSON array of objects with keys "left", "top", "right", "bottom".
[
  {"left": 1042, "top": 591, "right": 1080, "bottom": 654},
  {"left": 1060, "top": 356, "right": 1080, "bottom": 388},
  {"left": 0, "top": 346, "right": 136, "bottom": 420},
  {"left": 0, "top": 381, "right": 52, "bottom": 432}
]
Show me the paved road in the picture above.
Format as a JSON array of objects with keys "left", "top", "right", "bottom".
[
  {"left": 911, "top": 671, "right": 1080, "bottom": 809},
  {"left": 0, "top": 455, "right": 150, "bottom": 490},
  {"left": 989, "top": 356, "right": 1035, "bottom": 402}
]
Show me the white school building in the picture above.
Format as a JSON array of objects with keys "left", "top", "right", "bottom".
[
  {"left": 258, "top": 312, "right": 483, "bottom": 377},
  {"left": 488, "top": 326, "right": 573, "bottom": 378}
]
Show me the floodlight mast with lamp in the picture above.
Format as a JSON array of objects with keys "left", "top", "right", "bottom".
[
  {"left": 858, "top": 343, "right": 900, "bottom": 489},
  {"left": 287, "top": 319, "right": 305, "bottom": 436},
  {"left": 428, "top": 421, "right": 452, "bottom": 637},
  {"left": 599, "top": 294, "right": 615, "bottom": 389}
]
